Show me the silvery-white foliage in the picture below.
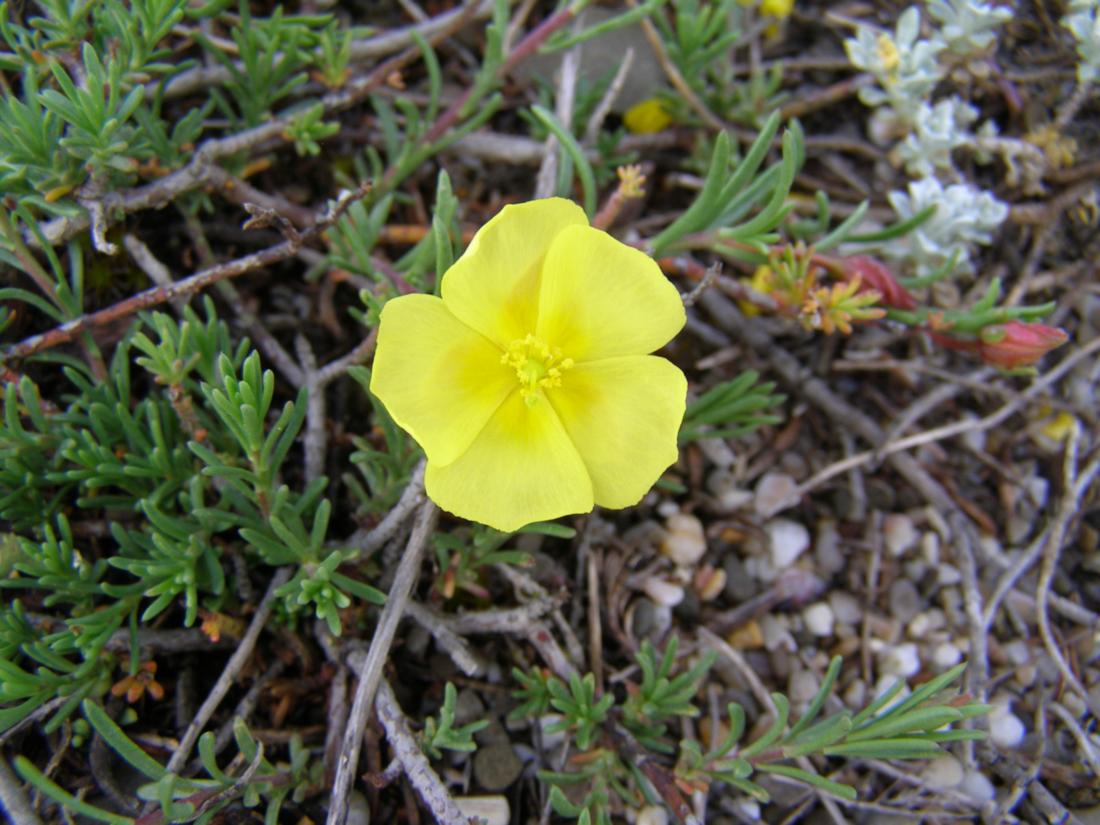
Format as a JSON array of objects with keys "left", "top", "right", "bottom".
[
  {"left": 845, "top": 7, "right": 944, "bottom": 123},
  {"left": 895, "top": 97, "right": 979, "bottom": 176},
  {"left": 926, "top": 0, "right": 1012, "bottom": 55},
  {"left": 885, "top": 177, "right": 1008, "bottom": 276},
  {"left": 1063, "top": 0, "right": 1100, "bottom": 84}
]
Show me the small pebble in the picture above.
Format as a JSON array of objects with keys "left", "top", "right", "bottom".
[
  {"left": 829, "top": 591, "right": 862, "bottom": 626},
  {"left": 767, "top": 519, "right": 810, "bottom": 568},
  {"left": 889, "top": 579, "right": 922, "bottom": 623},
  {"left": 760, "top": 614, "right": 797, "bottom": 653},
  {"left": 937, "top": 563, "right": 962, "bottom": 586},
  {"left": 873, "top": 674, "right": 911, "bottom": 705},
  {"left": 907, "top": 610, "right": 944, "bottom": 639},
  {"left": 921, "top": 531, "right": 940, "bottom": 565},
  {"left": 879, "top": 642, "right": 921, "bottom": 678},
  {"left": 744, "top": 554, "right": 778, "bottom": 583},
  {"left": 661, "top": 513, "right": 707, "bottom": 566},
  {"left": 1025, "top": 475, "right": 1049, "bottom": 509},
  {"left": 958, "top": 768, "right": 996, "bottom": 804},
  {"left": 643, "top": 576, "right": 685, "bottom": 607},
  {"left": 656, "top": 500, "right": 680, "bottom": 519},
  {"left": 989, "top": 703, "right": 1026, "bottom": 749},
  {"left": 883, "top": 513, "right": 918, "bottom": 556},
  {"left": 473, "top": 742, "right": 523, "bottom": 791},
  {"left": 803, "top": 602, "right": 835, "bottom": 637},
  {"left": 636, "top": 805, "right": 669, "bottom": 825},
  {"left": 815, "top": 521, "right": 846, "bottom": 574},
  {"left": 931, "top": 642, "right": 962, "bottom": 669},
  {"left": 693, "top": 565, "right": 726, "bottom": 601},
  {"left": 789, "top": 668, "right": 820, "bottom": 704},
  {"left": 733, "top": 799, "right": 761, "bottom": 820},
  {"left": 843, "top": 679, "right": 867, "bottom": 709},
  {"left": 538, "top": 715, "right": 568, "bottom": 750},
  {"left": 723, "top": 555, "right": 757, "bottom": 601},
  {"left": 707, "top": 469, "right": 753, "bottom": 512},
  {"left": 1007, "top": 638, "right": 1029, "bottom": 664},
  {"left": 1014, "top": 664, "right": 1037, "bottom": 688},
  {"left": 346, "top": 791, "right": 371, "bottom": 825},
  {"left": 754, "top": 472, "right": 800, "bottom": 517},
  {"left": 628, "top": 598, "right": 672, "bottom": 641},
  {"left": 726, "top": 620, "right": 765, "bottom": 650},
  {"left": 455, "top": 796, "right": 510, "bottom": 825},
  {"left": 922, "top": 754, "right": 964, "bottom": 790}
]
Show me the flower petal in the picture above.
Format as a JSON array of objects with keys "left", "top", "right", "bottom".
[
  {"left": 549, "top": 356, "right": 686, "bottom": 509},
  {"left": 536, "top": 225, "right": 685, "bottom": 361},
  {"left": 370, "top": 294, "right": 514, "bottom": 466},
  {"left": 425, "top": 391, "right": 594, "bottom": 532},
  {"left": 441, "top": 198, "right": 589, "bottom": 348}
]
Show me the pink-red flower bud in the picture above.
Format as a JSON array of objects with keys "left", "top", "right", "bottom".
[
  {"left": 844, "top": 256, "right": 917, "bottom": 310},
  {"left": 977, "top": 321, "right": 1068, "bottom": 369}
]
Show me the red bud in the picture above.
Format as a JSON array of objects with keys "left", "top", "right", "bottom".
[
  {"left": 844, "top": 256, "right": 917, "bottom": 310},
  {"left": 977, "top": 321, "right": 1068, "bottom": 369}
]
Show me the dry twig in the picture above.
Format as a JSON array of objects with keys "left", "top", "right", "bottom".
[{"left": 327, "top": 499, "right": 438, "bottom": 825}]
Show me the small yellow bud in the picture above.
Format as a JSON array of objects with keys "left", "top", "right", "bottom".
[{"left": 623, "top": 98, "right": 672, "bottom": 135}]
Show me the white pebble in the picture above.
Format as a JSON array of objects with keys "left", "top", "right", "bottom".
[
  {"left": 455, "top": 796, "right": 510, "bottom": 825},
  {"left": 879, "top": 643, "right": 921, "bottom": 678},
  {"left": 767, "top": 519, "right": 810, "bottom": 568},
  {"left": 661, "top": 513, "right": 707, "bottom": 566},
  {"left": 958, "top": 769, "right": 995, "bottom": 804},
  {"left": 920, "top": 531, "right": 940, "bottom": 565},
  {"left": 815, "top": 521, "right": 846, "bottom": 574},
  {"left": 635, "top": 805, "right": 669, "bottom": 825},
  {"left": 707, "top": 469, "right": 753, "bottom": 512},
  {"left": 1002, "top": 640, "right": 1030, "bottom": 666},
  {"left": 803, "top": 602, "right": 835, "bottom": 637},
  {"left": 1025, "top": 475, "right": 1049, "bottom": 508},
  {"left": 989, "top": 704, "right": 1026, "bottom": 749},
  {"left": 829, "top": 591, "right": 862, "bottom": 626},
  {"left": 922, "top": 754, "right": 964, "bottom": 790},
  {"left": 931, "top": 642, "right": 962, "bottom": 669},
  {"left": 656, "top": 500, "right": 680, "bottom": 518},
  {"left": 642, "top": 576, "right": 685, "bottom": 607},
  {"left": 744, "top": 554, "right": 778, "bottom": 583},
  {"left": 538, "top": 715, "right": 568, "bottom": 750},
  {"left": 907, "top": 609, "right": 945, "bottom": 639},
  {"left": 843, "top": 679, "right": 867, "bottom": 709},
  {"left": 760, "top": 614, "right": 797, "bottom": 653},
  {"left": 937, "top": 563, "right": 962, "bottom": 586},
  {"left": 883, "top": 514, "right": 919, "bottom": 556},
  {"left": 789, "top": 668, "right": 820, "bottom": 704},
  {"left": 733, "top": 799, "right": 761, "bottom": 820},
  {"left": 873, "top": 674, "right": 911, "bottom": 705},
  {"left": 754, "top": 472, "right": 800, "bottom": 517},
  {"left": 990, "top": 713, "right": 1026, "bottom": 749}
]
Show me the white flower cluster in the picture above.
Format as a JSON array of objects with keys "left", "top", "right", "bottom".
[
  {"left": 1063, "top": 0, "right": 1100, "bottom": 84},
  {"left": 926, "top": 0, "right": 1012, "bottom": 56},
  {"left": 844, "top": 2, "right": 1012, "bottom": 277},
  {"left": 845, "top": 8, "right": 943, "bottom": 125},
  {"left": 894, "top": 97, "right": 978, "bottom": 177},
  {"left": 886, "top": 178, "right": 1008, "bottom": 275}
]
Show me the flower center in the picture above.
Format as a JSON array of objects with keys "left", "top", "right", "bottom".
[
  {"left": 501, "top": 334, "right": 574, "bottom": 407},
  {"left": 876, "top": 34, "right": 900, "bottom": 74}
]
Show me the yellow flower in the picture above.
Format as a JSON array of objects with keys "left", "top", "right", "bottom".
[
  {"left": 623, "top": 98, "right": 673, "bottom": 134},
  {"left": 760, "top": 0, "right": 794, "bottom": 18},
  {"left": 370, "top": 198, "right": 687, "bottom": 532}
]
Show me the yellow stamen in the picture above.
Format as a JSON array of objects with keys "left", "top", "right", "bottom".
[
  {"left": 501, "top": 334, "right": 574, "bottom": 407},
  {"left": 876, "top": 34, "right": 900, "bottom": 73}
]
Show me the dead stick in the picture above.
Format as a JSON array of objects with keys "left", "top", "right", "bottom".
[
  {"left": 326, "top": 499, "right": 437, "bottom": 825},
  {"left": 5, "top": 186, "right": 368, "bottom": 363}
]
